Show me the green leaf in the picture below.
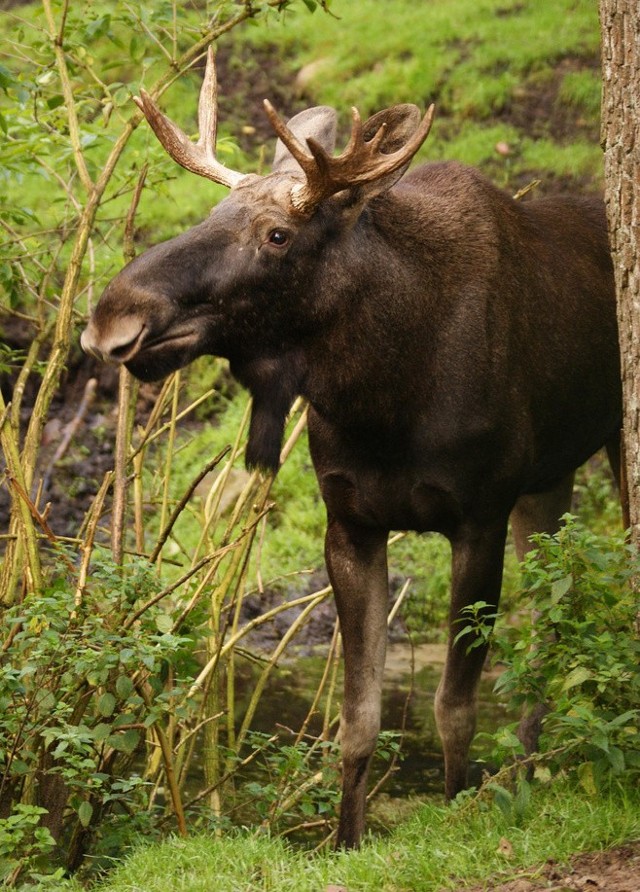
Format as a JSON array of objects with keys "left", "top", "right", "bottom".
[
  {"left": 606, "top": 746, "right": 625, "bottom": 774},
  {"left": 550, "top": 574, "right": 573, "bottom": 603},
  {"left": 155, "top": 614, "right": 173, "bottom": 634},
  {"left": 577, "top": 761, "right": 597, "bottom": 796},
  {"left": 488, "top": 783, "right": 514, "bottom": 819},
  {"left": 111, "top": 729, "right": 140, "bottom": 754},
  {"left": 561, "top": 666, "right": 592, "bottom": 692},
  {"left": 116, "top": 675, "right": 134, "bottom": 699},
  {"left": 120, "top": 728, "right": 140, "bottom": 755},
  {"left": 93, "top": 722, "right": 112, "bottom": 742},
  {"left": 77, "top": 801, "right": 93, "bottom": 828},
  {"left": 0, "top": 64, "right": 15, "bottom": 92},
  {"left": 98, "top": 692, "right": 117, "bottom": 717}
]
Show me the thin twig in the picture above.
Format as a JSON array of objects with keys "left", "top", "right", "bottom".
[
  {"left": 123, "top": 163, "right": 149, "bottom": 264},
  {"left": 149, "top": 447, "right": 231, "bottom": 564}
]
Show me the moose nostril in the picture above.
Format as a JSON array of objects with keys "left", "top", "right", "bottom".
[
  {"left": 81, "top": 317, "right": 146, "bottom": 364},
  {"left": 80, "top": 328, "right": 106, "bottom": 361}
]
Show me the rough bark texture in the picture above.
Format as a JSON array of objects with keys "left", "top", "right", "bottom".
[{"left": 600, "top": 0, "right": 640, "bottom": 543}]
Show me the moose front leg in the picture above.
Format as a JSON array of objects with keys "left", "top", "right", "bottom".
[
  {"left": 434, "top": 521, "right": 508, "bottom": 799},
  {"left": 325, "top": 517, "right": 390, "bottom": 849}
]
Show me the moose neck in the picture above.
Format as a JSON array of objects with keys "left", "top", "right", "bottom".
[{"left": 238, "top": 192, "right": 451, "bottom": 469}]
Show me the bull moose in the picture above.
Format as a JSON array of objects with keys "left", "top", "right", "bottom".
[{"left": 81, "top": 48, "right": 622, "bottom": 847}]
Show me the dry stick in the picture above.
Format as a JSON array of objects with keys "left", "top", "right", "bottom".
[
  {"left": 149, "top": 447, "right": 231, "bottom": 564},
  {"left": 321, "top": 623, "right": 343, "bottom": 745},
  {"left": 111, "top": 163, "right": 150, "bottom": 561},
  {"left": 123, "top": 163, "right": 149, "bottom": 265},
  {"left": 8, "top": 322, "right": 53, "bottom": 431},
  {"left": 130, "top": 378, "right": 175, "bottom": 554},
  {"left": 262, "top": 624, "right": 342, "bottom": 831},
  {"left": 129, "top": 387, "right": 217, "bottom": 460},
  {"left": 219, "top": 588, "right": 333, "bottom": 662},
  {"left": 112, "top": 368, "right": 137, "bottom": 565},
  {"left": 201, "top": 512, "right": 264, "bottom": 791},
  {"left": 234, "top": 591, "right": 332, "bottom": 756},
  {"left": 136, "top": 680, "right": 188, "bottom": 837},
  {"left": 174, "top": 708, "right": 226, "bottom": 798},
  {"left": 156, "top": 373, "right": 181, "bottom": 573},
  {"left": 134, "top": 503, "right": 277, "bottom": 638},
  {"left": 41, "top": 0, "right": 93, "bottom": 192},
  {"left": 224, "top": 552, "right": 254, "bottom": 755},
  {"left": 72, "top": 471, "right": 114, "bottom": 616},
  {"left": 173, "top": 711, "right": 226, "bottom": 756},
  {"left": 295, "top": 620, "right": 342, "bottom": 749},
  {"left": 132, "top": 448, "right": 146, "bottom": 556},
  {"left": 0, "top": 394, "right": 43, "bottom": 598},
  {"left": 195, "top": 399, "right": 253, "bottom": 562}
]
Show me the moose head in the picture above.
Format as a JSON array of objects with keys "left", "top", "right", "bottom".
[
  {"left": 82, "top": 47, "right": 434, "bottom": 468},
  {"left": 82, "top": 47, "right": 621, "bottom": 848}
]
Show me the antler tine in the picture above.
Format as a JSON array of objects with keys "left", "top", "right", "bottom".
[
  {"left": 320, "top": 103, "right": 436, "bottom": 190},
  {"left": 265, "top": 99, "right": 436, "bottom": 216},
  {"left": 263, "top": 99, "right": 316, "bottom": 175},
  {"left": 199, "top": 45, "right": 219, "bottom": 161},
  {"left": 133, "top": 46, "right": 244, "bottom": 189}
]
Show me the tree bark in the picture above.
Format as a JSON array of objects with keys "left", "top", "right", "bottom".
[{"left": 600, "top": 0, "right": 640, "bottom": 544}]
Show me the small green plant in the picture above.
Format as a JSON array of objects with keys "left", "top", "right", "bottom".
[
  {"left": 454, "top": 599, "right": 502, "bottom": 652},
  {"left": 0, "top": 806, "right": 57, "bottom": 886},
  {"left": 489, "top": 517, "right": 640, "bottom": 790}
]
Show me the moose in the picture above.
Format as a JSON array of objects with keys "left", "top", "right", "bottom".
[{"left": 82, "top": 48, "right": 622, "bottom": 848}]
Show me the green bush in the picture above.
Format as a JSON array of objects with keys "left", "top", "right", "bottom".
[{"left": 490, "top": 517, "right": 640, "bottom": 789}]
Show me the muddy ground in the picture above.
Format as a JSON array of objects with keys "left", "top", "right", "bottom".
[{"left": 462, "top": 840, "right": 640, "bottom": 892}]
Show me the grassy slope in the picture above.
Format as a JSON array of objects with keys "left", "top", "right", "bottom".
[
  {"left": 60, "top": 781, "right": 640, "bottom": 891},
  {"left": 237, "top": 0, "right": 603, "bottom": 187}
]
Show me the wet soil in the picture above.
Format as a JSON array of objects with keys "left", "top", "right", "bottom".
[{"left": 462, "top": 840, "right": 640, "bottom": 892}]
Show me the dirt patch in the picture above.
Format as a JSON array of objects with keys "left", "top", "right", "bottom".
[
  {"left": 496, "top": 55, "right": 601, "bottom": 145},
  {"left": 462, "top": 841, "right": 640, "bottom": 892}
]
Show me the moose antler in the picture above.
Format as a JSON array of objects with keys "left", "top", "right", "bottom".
[
  {"left": 264, "top": 100, "right": 436, "bottom": 216},
  {"left": 133, "top": 47, "right": 244, "bottom": 189}
]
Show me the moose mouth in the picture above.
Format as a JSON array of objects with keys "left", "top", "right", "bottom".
[
  {"left": 81, "top": 316, "right": 202, "bottom": 381},
  {"left": 123, "top": 327, "right": 202, "bottom": 381}
]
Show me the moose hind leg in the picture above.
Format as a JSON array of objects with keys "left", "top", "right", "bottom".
[
  {"left": 435, "top": 521, "right": 508, "bottom": 799},
  {"left": 510, "top": 473, "right": 574, "bottom": 754},
  {"left": 325, "top": 517, "right": 389, "bottom": 849}
]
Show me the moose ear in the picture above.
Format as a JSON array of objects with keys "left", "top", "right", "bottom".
[
  {"left": 353, "top": 103, "right": 424, "bottom": 201},
  {"left": 272, "top": 106, "right": 338, "bottom": 175}
]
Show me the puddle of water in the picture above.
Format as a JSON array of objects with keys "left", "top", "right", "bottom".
[{"left": 235, "top": 640, "right": 512, "bottom": 800}]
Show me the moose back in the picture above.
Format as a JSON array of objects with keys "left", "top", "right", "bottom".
[{"left": 82, "top": 50, "right": 621, "bottom": 848}]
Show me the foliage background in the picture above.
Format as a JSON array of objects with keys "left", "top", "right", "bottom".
[{"left": 0, "top": 0, "right": 636, "bottom": 888}]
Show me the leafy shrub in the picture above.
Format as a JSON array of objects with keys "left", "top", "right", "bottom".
[{"left": 490, "top": 517, "right": 640, "bottom": 789}]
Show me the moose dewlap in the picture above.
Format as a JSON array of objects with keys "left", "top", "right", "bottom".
[{"left": 82, "top": 48, "right": 621, "bottom": 848}]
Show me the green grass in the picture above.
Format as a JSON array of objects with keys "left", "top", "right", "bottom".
[
  {"left": 52, "top": 780, "right": 639, "bottom": 891},
  {"left": 239, "top": 0, "right": 602, "bottom": 187}
]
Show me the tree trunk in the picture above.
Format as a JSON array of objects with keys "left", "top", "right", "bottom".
[{"left": 600, "top": 1, "right": 640, "bottom": 545}]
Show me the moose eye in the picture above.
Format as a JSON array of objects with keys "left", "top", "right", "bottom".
[{"left": 267, "top": 229, "right": 290, "bottom": 247}]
